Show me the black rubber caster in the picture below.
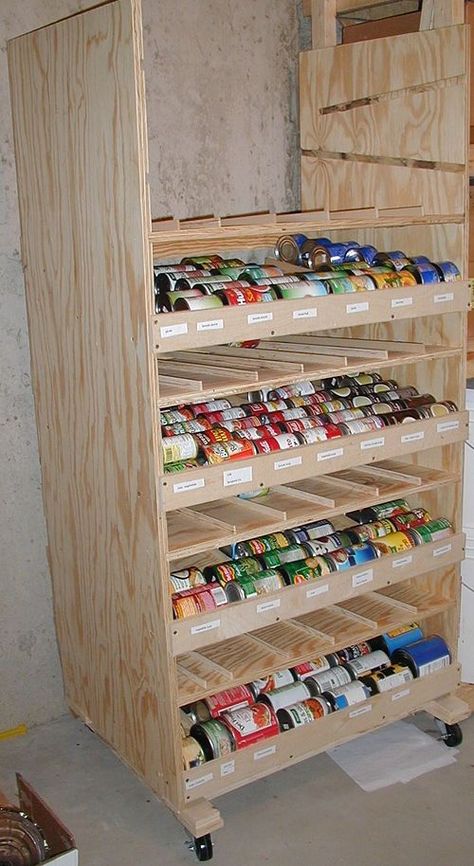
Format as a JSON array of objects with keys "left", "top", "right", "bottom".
[
  {"left": 194, "top": 834, "right": 213, "bottom": 861},
  {"left": 435, "top": 718, "right": 463, "bottom": 747}
]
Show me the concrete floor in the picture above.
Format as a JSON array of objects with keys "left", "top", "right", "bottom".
[{"left": 0, "top": 713, "right": 473, "bottom": 866}]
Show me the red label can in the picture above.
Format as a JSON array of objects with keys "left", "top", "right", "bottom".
[{"left": 221, "top": 704, "right": 279, "bottom": 748}]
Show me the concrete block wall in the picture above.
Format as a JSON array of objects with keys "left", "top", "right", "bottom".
[{"left": 0, "top": 0, "right": 302, "bottom": 729}]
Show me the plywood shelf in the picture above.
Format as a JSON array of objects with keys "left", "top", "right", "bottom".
[
  {"left": 182, "top": 663, "right": 460, "bottom": 802},
  {"left": 157, "top": 341, "right": 461, "bottom": 408},
  {"left": 161, "top": 411, "right": 468, "bottom": 510},
  {"left": 171, "top": 533, "right": 464, "bottom": 655},
  {"left": 167, "top": 460, "right": 458, "bottom": 561},
  {"left": 152, "top": 282, "right": 469, "bottom": 353},
  {"left": 150, "top": 213, "right": 465, "bottom": 261},
  {"left": 176, "top": 587, "right": 455, "bottom": 705}
]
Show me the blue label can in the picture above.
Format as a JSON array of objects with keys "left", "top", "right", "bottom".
[
  {"left": 434, "top": 261, "right": 461, "bottom": 282},
  {"left": 410, "top": 255, "right": 432, "bottom": 265},
  {"left": 325, "top": 243, "right": 350, "bottom": 264},
  {"left": 376, "top": 623, "right": 424, "bottom": 654},
  {"left": 392, "top": 634, "right": 451, "bottom": 677},
  {"left": 357, "top": 245, "right": 378, "bottom": 265}
]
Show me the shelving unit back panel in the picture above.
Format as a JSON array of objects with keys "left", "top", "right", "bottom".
[{"left": 8, "top": 0, "right": 183, "bottom": 803}]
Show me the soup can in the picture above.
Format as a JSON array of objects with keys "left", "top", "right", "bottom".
[
  {"left": 291, "top": 658, "right": 332, "bottom": 680},
  {"left": 277, "top": 280, "right": 329, "bottom": 299},
  {"left": 298, "top": 427, "right": 339, "bottom": 445},
  {"left": 259, "top": 544, "right": 307, "bottom": 568},
  {"left": 346, "top": 498, "right": 409, "bottom": 523},
  {"left": 257, "top": 681, "right": 314, "bottom": 711},
  {"left": 305, "top": 666, "right": 353, "bottom": 695},
  {"left": 305, "top": 519, "right": 336, "bottom": 539},
  {"left": 192, "top": 685, "right": 255, "bottom": 721},
  {"left": 390, "top": 508, "right": 431, "bottom": 530},
  {"left": 434, "top": 261, "right": 461, "bottom": 281},
  {"left": 194, "top": 427, "right": 233, "bottom": 447},
  {"left": 204, "top": 557, "right": 262, "bottom": 584},
  {"left": 190, "top": 719, "right": 236, "bottom": 760},
  {"left": 192, "top": 399, "right": 232, "bottom": 415},
  {"left": 374, "top": 250, "right": 410, "bottom": 270},
  {"left": 182, "top": 736, "right": 207, "bottom": 770},
  {"left": 277, "top": 697, "right": 331, "bottom": 730},
  {"left": 221, "top": 704, "right": 279, "bottom": 748},
  {"left": 254, "top": 433, "right": 302, "bottom": 454},
  {"left": 322, "top": 680, "right": 371, "bottom": 710},
  {"left": 371, "top": 530, "right": 415, "bottom": 555},
  {"left": 299, "top": 240, "right": 331, "bottom": 269},
  {"left": 169, "top": 567, "right": 207, "bottom": 593},
  {"left": 162, "top": 434, "right": 198, "bottom": 465},
  {"left": 347, "top": 519, "right": 395, "bottom": 543},
  {"left": 280, "top": 561, "right": 316, "bottom": 584},
  {"left": 360, "top": 664, "right": 414, "bottom": 695},
  {"left": 303, "top": 555, "right": 335, "bottom": 576},
  {"left": 405, "top": 264, "right": 439, "bottom": 284},
  {"left": 219, "top": 285, "right": 263, "bottom": 305},
  {"left": 248, "top": 669, "right": 296, "bottom": 698},
  {"left": 371, "top": 623, "right": 424, "bottom": 654},
  {"left": 335, "top": 641, "right": 372, "bottom": 663},
  {"left": 201, "top": 439, "right": 256, "bottom": 464},
  {"left": 344, "top": 650, "right": 391, "bottom": 678},
  {"left": 392, "top": 634, "right": 451, "bottom": 677},
  {"left": 338, "top": 417, "right": 385, "bottom": 435},
  {"left": 223, "top": 576, "right": 258, "bottom": 601}
]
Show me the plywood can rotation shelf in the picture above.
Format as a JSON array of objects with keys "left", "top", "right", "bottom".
[{"left": 7, "top": 0, "right": 470, "bottom": 845}]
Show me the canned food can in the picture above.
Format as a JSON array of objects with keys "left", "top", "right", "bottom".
[
  {"left": 221, "top": 703, "right": 279, "bottom": 748},
  {"left": 274, "top": 233, "right": 309, "bottom": 263},
  {"left": 162, "top": 433, "right": 198, "bottom": 465},
  {"left": 335, "top": 642, "right": 372, "bottom": 663},
  {"left": 348, "top": 519, "right": 396, "bottom": 543},
  {"left": 411, "top": 518, "right": 453, "bottom": 543},
  {"left": 360, "top": 664, "right": 414, "bottom": 695},
  {"left": 392, "top": 634, "right": 451, "bottom": 677},
  {"left": 346, "top": 542, "right": 378, "bottom": 565},
  {"left": 204, "top": 557, "right": 262, "bottom": 584},
  {"left": 191, "top": 399, "right": 232, "bottom": 416},
  {"left": 277, "top": 697, "right": 331, "bottom": 730},
  {"left": 298, "top": 427, "right": 337, "bottom": 444},
  {"left": 192, "top": 685, "right": 255, "bottom": 720},
  {"left": 280, "top": 561, "right": 316, "bottom": 584},
  {"left": 346, "top": 499, "right": 409, "bottom": 523},
  {"left": 277, "top": 280, "right": 329, "bottom": 299},
  {"left": 305, "top": 666, "right": 353, "bottom": 695},
  {"left": 371, "top": 530, "right": 415, "bottom": 555},
  {"left": 357, "top": 245, "right": 378, "bottom": 265},
  {"left": 219, "top": 286, "right": 263, "bottom": 305},
  {"left": 155, "top": 268, "right": 208, "bottom": 291},
  {"left": 390, "top": 508, "right": 431, "bottom": 530},
  {"left": 324, "top": 276, "right": 357, "bottom": 294},
  {"left": 327, "top": 408, "right": 367, "bottom": 424},
  {"left": 374, "top": 250, "right": 410, "bottom": 270},
  {"left": 303, "top": 531, "right": 352, "bottom": 555},
  {"left": 172, "top": 593, "right": 201, "bottom": 619},
  {"left": 305, "top": 520, "right": 336, "bottom": 540},
  {"left": 194, "top": 427, "right": 233, "bottom": 446},
  {"left": 162, "top": 419, "right": 211, "bottom": 436},
  {"left": 172, "top": 584, "right": 227, "bottom": 617},
  {"left": 169, "top": 567, "right": 207, "bottom": 593},
  {"left": 344, "top": 649, "right": 391, "bottom": 678},
  {"left": 182, "top": 736, "right": 207, "bottom": 770},
  {"left": 283, "top": 418, "right": 324, "bottom": 434},
  {"left": 164, "top": 459, "right": 201, "bottom": 474},
  {"left": 370, "top": 623, "right": 424, "bottom": 654},
  {"left": 299, "top": 240, "right": 331, "bottom": 269},
  {"left": 175, "top": 273, "right": 231, "bottom": 290},
  {"left": 181, "top": 254, "right": 224, "bottom": 267},
  {"left": 304, "top": 555, "right": 335, "bottom": 576},
  {"left": 259, "top": 544, "right": 307, "bottom": 568},
  {"left": 257, "top": 681, "right": 313, "bottom": 711},
  {"left": 291, "top": 658, "right": 332, "bottom": 680},
  {"left": 202, "top": 439, "right": 256, "bottom": 464},
  {"left": 433, "top": 261, "right": 461, "bottom": 281},
  {"left": 252, "top": 275, "right": 302, "bottom": 286},
  {"left": 254, "top": 433, "right": 302, "bottom": 454},
  {"left": 338, "top": 417, "right": 385, "bottom": 435},
  {"left": 368, "top": 270, "right": 417, "bottom": 289},
  {"left": 190, "top": 719, "right": 236, "bottom": 760},
  {"left": 405, "top": 264, "right": 439, "bottom": 284},
  {"left": 251, "top": 569, "right": 287, "bottom": 594},
  {"left": 323, "top": 680, "right": 371, "bottom": 710},
  {"left": 249, "top": 669, "right": 296, "bottom": 698},
  {"left": 223, "top": 577, "right": 259, "bottom": 601},
  {"left": 428, "top": 401, "right": 458, "bottom": 416}
]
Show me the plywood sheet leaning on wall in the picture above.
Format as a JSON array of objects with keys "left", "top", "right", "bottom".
[{"left": 300, "top": 25, "right": 468, "bottom": 219}]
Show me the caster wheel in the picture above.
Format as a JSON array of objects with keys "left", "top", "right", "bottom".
[
  {"left": 435, "top": 719, "right": 463, "bottom": 748},
  {"left": 194, "top": 834, "right": 213, "bottom": 861}
]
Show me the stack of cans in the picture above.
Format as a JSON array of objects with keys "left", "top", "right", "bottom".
[{"left": 181, "top": 625, "right": 452, "bottom": 767}]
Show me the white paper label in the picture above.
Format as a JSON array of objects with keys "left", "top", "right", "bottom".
[
  {"left": 274, "top": 455, "right": 302, "bottom": 471},
  {"left": 317, "top": 447, "right": 344, "bottom": 462},
  {"left": 254, "top": 745, "right": 277, "bottom": 761},
  {"left": 361, "top": 437, "right": 385, "bottom": 450},
  {"left": 391, "top": 297, "right": 413, "bottom": 308},
  {"left": 257, "top": 598, "right": 281, "bottom": 613},
  {"left": 306, "top": 583, "right": 329, "bottom": 598},
  {"left": 197, "top": 318, "right": 224, "bottom": 332},
  {"left": 392, "top": 688, "right": 411, "bottom": 702},
  {"left": 352, "top": 568, "right": 373, "bottom": 588},
  {"left": 248, "top": 311, "right": 273, "bottom": 324},
  {"left": 293, "top": 307, "right": 317, "bottom": 320},
  {"left": 173, "top": 478, "right": 205, "bottom": 494},
  {"left": 223, "top": 466, "right": 253, "bottom": 487},
  {"left": 191, "top": 619, "right": 221, "bottom": 635},
  {"left": 349, "top": 704, "right": 372, "bottom": 718},
  {"left": 434, "top": 292, "right": 454, "bottom": 304},
  {"left": 185, "top": 773, "right": 213, "bottom": 790},
  {"left": 160, "top": 322, "right": 188, "bottom": 339},
  {"left": 401, "top": 431, "right": 424, "bottom": 444},
  {"left": 221, "top": 760, "right": 235, "bottom": 777},
  {"left": 346, "top": 301, "right": 369, "bottom": 314},
  {"left": 433, "top": 543, "right": 452, "bottom": 557},
  {"left": 437, "top": 420, "right": 459, "bottom": 433},
  {"left": 392, "top": 555, "right": 413, "bottom": 568}
]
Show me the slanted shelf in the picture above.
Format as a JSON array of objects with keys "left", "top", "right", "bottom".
[{"left": 7, "top": 0, "right": 470, "bottom": 853}]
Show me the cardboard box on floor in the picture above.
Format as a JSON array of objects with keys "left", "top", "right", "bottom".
[{"left": 0, "top": 774, "right": 78, "bottom": 864}]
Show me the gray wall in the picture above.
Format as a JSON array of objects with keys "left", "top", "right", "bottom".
[{"left": 0, "top": 0, "right": 302, "bottom": 728}]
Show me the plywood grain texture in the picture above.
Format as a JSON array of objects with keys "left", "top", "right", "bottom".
[{"left": 8, "top": 0, "right": 183, "bottom": 805}]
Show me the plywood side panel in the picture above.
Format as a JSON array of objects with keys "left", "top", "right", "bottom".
[
  {"left": 8, "top": 0, "right": 182, "bottom": 804},
  {"left": 301, "top": 155, "right": 465, "bottom": 214}
]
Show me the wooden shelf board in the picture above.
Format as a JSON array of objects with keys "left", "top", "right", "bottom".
[
  {"left": 167, "top": 461, "right": 458, "bottom": 561},
  {"left": 171, "top": 534, "right": 464, "bottom": 656},
  {"left": 157, "top": 343, "right": 461, "bottom": 408},
  {"left": 161, "top": 411, "right": 468, "bottom": 511},
  {"left": 152, "top": 282, "right": 469, "bottom": 354},
  {"left": 182, "top": 664, "right": 460, "bottom": 803},
  {"left": 177, "top": 590, "right": 455, "bottom": 706},
  {"left": 150, "top": 213, "right": 464, "bottom": 260}
]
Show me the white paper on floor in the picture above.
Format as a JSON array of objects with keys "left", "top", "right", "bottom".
[{"left": 327, "top": 720, "right": 458, "bottom": 791}]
